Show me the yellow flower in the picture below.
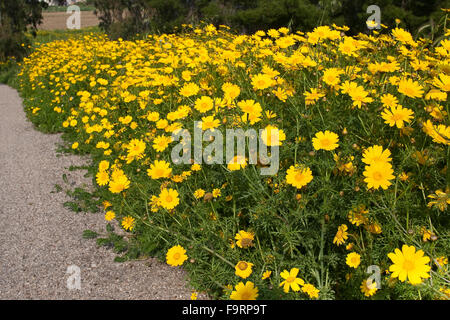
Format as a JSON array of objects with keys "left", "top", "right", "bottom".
[
  {"left": 421, "top": 227, "right": 435, "bottom": 242},
  {"left": 230, "top": 281, "right": 258, "bottom": 300},
  {"left": 285, "top": 165, "right": 313, "bottom": 189},
  {"left": 235, "top": 261, "right": 254, "bottom": 279},
  {"left": 147, "top": 160, "right": 172, "bottom": 179},
  {"left": 190, "top": 292, "right": 198, "bottom": 300},
  {"left": 126, "top": 139, "right": 146, "bottom": 158},
  {"left": 251, "top": 73, "right": 274, "bottom": 90},
  {"left": 348, "top": 85, "right": 373, "bottom": 108},
  {"left": 366, "top": 20, "right": 379, "bottom": 29},
  {"left": 222, "top": 82, "right": 240, "bottom": 101},
  {"left": 346, "top": 252, "right": 361, "bottom": 268},
  {"left": 302, "top": 283, "right": 320, "bottom": 299},
  {"left": 262, "top": 270, "right": 272, "bottom": 280},
  {"left": 260, "top": 125, "right": 286, "bottom": 146},
  {"left": 99, "top": 160, "right": 110, "bottom": 172},
  {"left": 199, "top": 115, "right": 220, "bottom": 131},
  {"left": 152, "top": 135, "right": 172, "bottom": 152},
  {"left": 212, "top": 188, "right": 221, "bottom": 198},
  {"left": 193, "top": 188, "right": 205, "bottom": 199},
  {"left": 194, "top": 96, "right": 214, "bottom": 113},
  {"left": 267, "top": 29, "right": 280, "bottom": 38},
  {"left": 381, "top": 105, "right": 414, "bottom": 128},
  {"left": 312, "top": 130, "right": 339, "bottom": 151},
  {"left": 397, "top": 78, "right": 423, "bottom": 98},
  {"left": 147, "top": 111, "right": 159, "bottom": 122},
  {"left": 71, "top": 142, "right": 79, "bottom": 149},
  {"left": 348, "top": 205, "right": 369, "bottom": 226},
  {"left": 392, "top": 28, "right": 416, "bottom": 46},
  {"left": 237, "top": 99, "right": 262, "bottom": 118},
  {"left": 279, "top": 268, "right": 304, "bottom": 293},
  {"left": 333, "top": 224, "right": 348, "bottom": 246},
  {"left": 159, "top": 188, "right": 180, "bottom": 210},
  {"left": 362, "top": 145, "right": 392, "bottom": 165},
  {"left": 427, "top": 189, "right": 450, "bottom": 212},
  {"left": 380, "top": 93, "right": 399, "bottom": 108},
  {"left": 180, "top": 82, "right": 200, "bottom": 97},
  {"left": 388, "top": 244, "right": 431, "bottom": 285},
  {"left": 96, "top": 170, "right": 110, "bottom": 186},
  {"left": 105, "top": 210, "right": 115, "bottom": 221},
  {"left": 436, "top": 256, "right": 448, "bottom": 268},
  {"left": 227, "top": 155, "right": 247, "bottom": 171},
  {"left": 156, "top": 119, "right": 168, "bottom": 129},
  {"left": 102, "top": 200, "right": 112, "bottom": 209},
  {"left": 366, "top": 222, "right": 383, "bottom": 234},
  {"left": 304, "top": 88, "right": 325, "bottom": 105},
  {"left": 399, "top": 172, "right": 409, "bottom": 181},
  {"left": 166, "top": 245, "right": 188, "bottom": 266},
  {"left": 432, "top": 73, "right": 450, "bottom": 92},
  {"left": 363, "top": 161, "right": 395, "bottom": 190},
  {"left": 235, "top": 230, "right": 254, "bottom": 248},
  {"left": 108, "top": 174, "right": 130, "bottom": 193},
  {"left": 322, "top": 68, "right": 344, "bottom": 88},
  {"left": 360, "top": 279, "right": 378, "bottom": 297},
  {"left": 121, "top": 216, "right": 135, "bottom": 231}
]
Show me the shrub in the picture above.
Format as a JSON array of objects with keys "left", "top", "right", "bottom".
[
  {"left": 18, "top": 23, "right": 450, "bottom": 300},
  {"left": 87, "top": 0, "right": 450, "bottom": 39},
  {"left": 0, "top": 0, "right": 47, "bottom": 62}
]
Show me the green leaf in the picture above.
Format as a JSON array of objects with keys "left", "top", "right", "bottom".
[
  {"left": 106, "top": 223, "right": 114, "bottom": 233},
  {"left": 114, "top": 256, "right": 128, "bottom": 263},
  {"left": 82, "top": 229, "right": 99, "bottom": 239},
  {"left": 96, "top": 238, "right": 111, "bottom": 247}
]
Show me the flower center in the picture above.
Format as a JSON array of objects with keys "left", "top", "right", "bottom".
[
  {"left": 166, "top": 195, "right": 173, "bottom": 203},
  {"left": 320, "top": 138, "right": 331, "bottom": 147},
  {"left": 238, "top": 262, "right": 248, "bottom": 270},
  {"left": 173, "top": 252, "right": 180, "bottom": 260},
  {"left": 295, "top": 172, "right": 304, "bottom": 182},
  {"left": 403, "top": 259, "right": 415, "bottom": 271},
  {"left": 241, "top": 238, "right": 253, "bottom": 248},
  {"left": 373, "top": 171, "right": 383, "bottom": 181},
  {"left": 286, "top": 276, "right": 295, "bottom": 283},
  {"left": 240, "top": 290, "right": 251, "bottom": 300}
]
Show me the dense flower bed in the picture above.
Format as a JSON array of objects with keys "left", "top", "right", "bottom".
[{"left": 18, "top": 24, "right": 450, "bottom": 299}]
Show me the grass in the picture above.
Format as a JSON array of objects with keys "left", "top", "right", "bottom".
[
  {"left": 32, "top": 27, "right": 102, "bottom": 44},
  {"left": 0, "top": 56, "right": 21, "bottom": 86}
]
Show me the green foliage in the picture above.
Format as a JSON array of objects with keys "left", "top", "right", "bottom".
[
  {"left": 87, "top": 0, "right": 450, "bottom": 39},
  {"left": 65, "top": 187, "right": 101, "bottom": 213},
  {"left": 14, "top": 15, "right": 450, "bottom": 301},
  {"left": 0, "top": 57, "right": 19, "bottom": 85},
  {"left": 83, "top": 229, "right": 99, "bottom": 239}
]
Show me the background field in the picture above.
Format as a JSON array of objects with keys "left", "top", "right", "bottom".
[{"left": 39, "top": 11, "right": 99, "bottom": 30}]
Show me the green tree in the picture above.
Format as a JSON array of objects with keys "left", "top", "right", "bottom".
[
  {"left": 88, "top": 0, "right": 450, "bottom": 39},
  {"left": 0, "top": 0, "right": 47, "bottom": 61}
]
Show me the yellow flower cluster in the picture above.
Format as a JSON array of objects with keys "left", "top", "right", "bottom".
[{"left": 19, "top": 22, "right": 450, "bottom": 300}]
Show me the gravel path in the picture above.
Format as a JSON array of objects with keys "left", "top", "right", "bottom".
[{"left": 0, "top": 85, "right": 196, "bottom": 299}]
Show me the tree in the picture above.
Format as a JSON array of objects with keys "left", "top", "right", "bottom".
[
  {"left": 0, "top": 0, "right": 47, "bottom": 61},
  {"left": 87, "top": 0, "right": 450, "bottom": 39}
]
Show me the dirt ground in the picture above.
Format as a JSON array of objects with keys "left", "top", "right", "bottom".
[{"left": 39, "top": 11, "right": 99, "bottom": 31}]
